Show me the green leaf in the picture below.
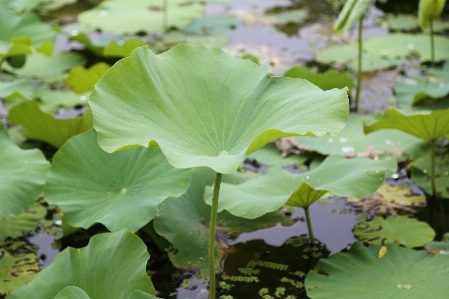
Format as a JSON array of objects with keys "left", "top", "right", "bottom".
[
  {"left": 247, "top": 143, "right": 307, "bottom": 166},
  {"left": 45, "top": 129, "right": 192, "bottom": 232},
  {"left": 363, "top": 107, "right": 449, "bottom": 141},
  {"left": 394, "top": 76, "right": 449, "bottom": 107},
  {"left": 153, "top": 167, "right": 292, "bottom": 275},
  {"left": 128, "top": 291, "right": 162, "bottom": 299},
  {"left": 53, "top": 287, "right": 91, "bottom": 299},
  {"left": 353, "top": 216, "right": 435, "bottom": 248},
  {"left": 103, "top": 39, "right": 148, "bottom": 57},
  {"left": 425, "top": 233, "right": 449, "bottom": 255},
  {"left": 206, "top": 155, "right": 396, "bottom": 218},
  {"left": 7, "top": 101, "right": 93, "bottom": 148},
  {"left": 78, "top": 0, "right": 204, "bottom": 34},
  {"left": 296, "top": 116, "right": 426, "bottom": 159},
  {"left": 0, "top": 79, "right": 32, "bottom": 100},
  {"left": 160, "top": 31, "right": 230, "bottom": 48},
  {"left": 183, "top": 16, "right": 241, "bottom": 35},
  {"left": 333, "top": 0, "right": 371, "bottom": 33},
  {"left": 6, "top": 230, "right": 156, "bottom": 299},
  {"left": 64, "top": 63, "right": 110, "bottom": 94},
  {"left": 0, "top": 203, "right": 46, "bottom": 241},
  {"left": 89, "top": 45, "right": 349, "bottom": 174},
  {"left": 305, "top": 242, "right": 449, "bottom": 299},
  {"left": 0, "top": 250, "right": 38, "bottom": 296},
  {"left": 284, "top": 66, "right": 354, "bottom": 91},
  {"left": 258, "top": 9, "right": 308, "bottom": 25},
  {"left": 0, "top": 122, "right": 50, "bottom": 216},
  {"left": 32, "top": 88, "right": 89, "bottom": 113},
  {"left": 376, "top": 14, "right": 419, "bottom": 31},
  {"left": 418, "top": 0, "right": 446, "bottom": 29},
  {"left": 7, "top": 0, "right": 76, "bottom": 12}
]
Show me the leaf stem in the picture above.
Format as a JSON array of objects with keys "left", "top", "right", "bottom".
[
  {"left": 208, "top": 172, "right": 222, "bottom": 299},
  {"left": 354, "top": 16, "right": 363, "bottom": 112},
  {"left": 304, "top": 206, "right": 315, "bottom": 244},
  {"left": 430, "top": 18, "right": 435, "bottom": 67}
]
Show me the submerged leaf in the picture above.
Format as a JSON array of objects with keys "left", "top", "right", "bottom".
[{"left": 89, "top": 45, "right": 349, "bottom": 174}]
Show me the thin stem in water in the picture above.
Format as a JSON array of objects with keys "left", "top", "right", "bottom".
[
  {"left": 208, "top": 172, "right": 222, "bottom": 299},
  {"left": 354, "top": 16, "right": 364, "bottom": 112},
  {"left": 304, "top": 206, "right": 315, "bottom": 244},
  {"left": 430, "top": 18, "right": 435, "bottom": 67}
]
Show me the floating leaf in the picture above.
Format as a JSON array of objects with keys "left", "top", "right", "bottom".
[
  {"left": 376, "top": 14, "right": 419, "bottom": 31},
  {"left": 0, "top": 203, "right": 46, "bottom": 241},
  {"left": 6, "top": 230, "right": 156, "bottom": 299},
  {"left": 206, "top": 155, "right": 396, "bottom": 218},
  {"left": 284, "top": 66, "right": 354, "bottom": 92},
  {"left": 364, "top": 107, "right": 449, "bottom": 142},
  {"left": 183, "top": 16, "right": 241, "bottom": 35},
  {"left": 394, "top": 76, "right": 449, "bottom": 107},
  {"left": 7, "top": 101, "right": 92, "bottom": 148},
  {"left": 305, "top": 242, "right": 449, "bottom": 298},
  {"left": 296, "top": 116, "right": 425, "bottom": 159},
  {"left": 78, "top": 0, "right": 204, "bottom": 34},
  {"left": 247, "top": 143, "right": 306, "bottom": 166},
  {"left": 153, "top": 167, "right": 292, "bottom": 275},
  {"left": 425, "top": 233, "right": 449, "bottom": 255},
  {"left": 32, "top": 88, "right": 89, "bottom": 113},
  {"left": 64, "top": 63, "right": 110, "bottom": 94},
  {"left": 257, "top": 9, "right": 308, "bottom": 25},
  {"left": 89, "top": 45, "right": 349, "bottom": 174},
  {"left": 347, "top": 182, "right": 427, "bottom": 215},
  {"left": 0, "top": 79, "right": 32, "bottom": 100},
  {"left": 103, "top": 39, "right": 147, "bottom": 57},
  {"left": 0, "top": 122, "right": 50, "bottom": 216},
  {"left": 45, "top": 129, "right": 192, "bottom": 232},
  {"left": 7, "top": 0, "right": 76, "bottom": 12},
  {"left": 333, "top": 0, "right": 371, "bottom": 33},
  {"left": 354, "top": 216, "right": 435, "bottom": 248},
  {"left": 418, "top": 0, "right": 446, "bottom": 29},
  {"left": 0, "top": 250, "right": 38, "bottom": 296},
  {"left": 161, "top": 31, "right": 230, "bottom": 48}
]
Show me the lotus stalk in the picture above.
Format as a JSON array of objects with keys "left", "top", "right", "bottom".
[
  {"left": 355, "top": 16, "right": 363, "bottom": 111},
  {"left": 304, "top": 206, "right": 315, "bottom": 244}
]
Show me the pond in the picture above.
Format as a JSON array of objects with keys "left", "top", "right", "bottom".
[{"left": 1, "top": 0, "right": 449, "bottom": 298}]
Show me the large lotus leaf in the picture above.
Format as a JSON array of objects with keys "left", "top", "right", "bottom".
[
  {"left": 305, "top": 242, "right": 449, "bottom": 299},
  {"left": 364, "top": 33, "right": 449, "bottom": 62},
  {"left": 0, "top": 250, "right": 38, "bottom": 296},
  {"left": 410, "top": 146, "right": 449, "bottom": 198},
  {"left": 347, "top": 182, "right": 427, "bottom": 215},
  {"left": 45, "top": 129, "right": 192, "bottom": 232},
  {"left": 247, "top": 143, "right": 307, "bottom": 166},
  {"left": 394, "top": 76, "right": 449, "bottom": 107},
  {"left": 0, "top": 122, "right": 50, "bottom": 216},
  {"left": 183, "top": 16, "right": 241, "bottom": 35},
  {"left": 7, "top": 101, "right": 92, "bottom": 148},
  {"left": 206, "top": 155, "right": 396, "bottom": 218},
  {"left": 103, "top": 39, "right": 147, "bottom": 57},
  {"left": 377, "top": 14, "right": 419, "bottom": 31},
  {"left": 0, "top": 3, "right": 55, "bottom": 44},
  {"left": 64, "top": 63, "right": 110, "bottom": 94},
  {"left": 353, "top": 216, "right": 435, "bottom": 248},
  {"left": 6, "top": 0, "right": 76, "bottom": 11},
  {"left": 364, "top": 107, "right": 449, "bottom": 141},
  {"left": 89, "top": 45, "right": 349, "bottom": 174},
  {"left": 418, "top": 0, "right": 446, "bottom": 29},
  {"left": 78, "top": 0, "right": 204, "bottom": 34},
  {"left": 160, "top": 31, "right": 230, "bottom": 48},
  {"left": 425, "top": 233, "right": 449, "bottom": 255},
  {"left": 32, "top": 88, "right": 89, "bottom": 113},
  {"left": 0, "top": 203, "right": 46, "bottom": 241},
  {"left": 284, "top": 66, "right": 354, "bottom": 93},
  {"left": 0, "top": 37, "right": 32, "bottom": 59},
  {"left": 6, "top": 230, "right": 156, "bottom": 299},
  {"left": 333, "top": 0, "right": 371, "bottom": 33},
  {"left": 0, "top": 79, "right": 32, "bottom": 100},
  {"left": 153, "top": 167, "right": 292, "bottom": 275},
  {"left": 128, "top": 291, "right": 161, "bottom": 299},
  {"left": 257, "top": 9, "right": 308, "bottom": 25},
  {"left": 2, "top": 51, "right": 85, "bottom": 82},
  {"left": 53, "top": 288, "right": 161, "bottom": 299},
  {"left": 296, "top": 116, "right": 425, "bottom": 159}
]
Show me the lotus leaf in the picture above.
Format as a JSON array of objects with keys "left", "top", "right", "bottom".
[
  {"left": 0, "top": 203, "right": 46, "bottom": 241},
  {"left": 284, "top": 66, "right": 354, "bottom": 92},
  {"left": 6, "top": 230, "right": 156, "bottom": 299},
  {"left": 256, "top": 9, "right": 308, "bottom": 25},
  {"left": 7, "top": 101, "right": 92, "bottom": 148},
  {"left": 64, "top": 63, "right": 110, "bottom": 94},
  {"left": 377, "top": 14, "right": 419, "bottom": 31},
  {"left": 0, "top": 79, "right": 32, "bottom": 100},
  {"left": 418, "top": 0, "right": 446, "bottom": 29},
  {"left": 353, "top": 216, "right": 435, "bottom": 247},
  {"left": 153, "top": 167, "right": 292, "bottom": 275},
  {"left": 0, "top": 250, "right": 38, "bottom": 296},
  {"left": 7, "top": 0, "right": 76, "bottom": 12},
  {"left": 78, "top": 0, "right": 204, "bottom": 34},
  {"left": 103, "top": 39, "right": 147, "bottom": 57},
  {"left": 0, "top": 38, "right": 32, "bottom": 59},
  {"left": 347, "top": 182, "right": 427, "bottom": 215},
  {"left": 296, "top": 116, "right": 425, "bottom": 159},
  {"left": 183, "top": 16, "right": 241, "bottom": 35},
  {"left": 247, "top": 143, "right": 307, "bottom": 166},
  {"left": 0, "top": 3, "right": 55, "bottom": 44},
  {"left": 89, "top": 45, "right": 349, "bottom": 174},
  {"left": 45, "top": 129, "right": 192, "bottom": 232},
  {"left": 161, "top": 31, "right": 230, "bottom": 48},
  {"left": 305, "top": 242, "right": 449, "bottom": 299},
  {"left": 67, "top": 31, "right": 107, "bottom": 57},
  {"left": 394, "top": 76, "right": 449, "bottom": 107},
  {"left": 54, "top": 287, "right": 91, "bottom": 299},
  {"left": 333, "top": 0, "right": 371, "bottom": 33},
  {"left": 205, "top": 155, "right": 396, "bottom": 218},
  {"left": 364, "top": 107, "right": 449, "bottom": 142},
  {"left": 128, "top": 291, "right": 161, "bottom": 299},
  {"left": 32, "top": 88, "right": 89, "bottom": 113},
  {"left": 425, "top": 233, "right": 449, "bottom": 255},
  {"left": 0, "top": 122, "right": 50, "bottom": 216}
]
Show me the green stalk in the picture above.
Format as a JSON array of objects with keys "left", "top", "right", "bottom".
[
  {"left": 208, "top": 172, "right": 222, "bottom": 299},
  {"left": 304, "top": 206, "right": 315, "bottom": 244},
  {"left": 430, "top": 18, "right": 435, "bottom": 67},
  {"left": 354, "top": 16, "right": 363, "bottom": 112},
  {"left": 428, "top": 139, "right": 437, "bottom": 224},
  {"left": 163, "top": 0, "right": 168, "bottom": 32}
]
